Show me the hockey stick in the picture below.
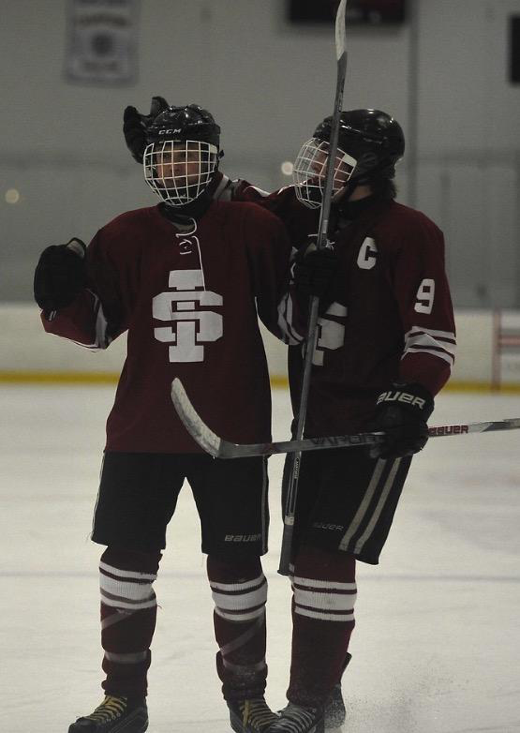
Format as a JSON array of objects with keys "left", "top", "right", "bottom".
[
  {"left": 278, "top": 0, "right": 349, "bottom": 575},
  {"left": 171, "top": 378, "right": 520, "bottom": 459}
]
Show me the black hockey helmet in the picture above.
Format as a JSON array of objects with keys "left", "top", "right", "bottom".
[
  {"left": 314, "top": 109, "right": 405, "bottom": 183},
  {"left": 145, "top": 104, "right": 221, "bottom": 147},
  {"left": 143, "top": 103, "right": 222, "bottom": 207}
]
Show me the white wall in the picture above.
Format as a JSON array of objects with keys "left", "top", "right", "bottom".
[{"left": 1, "top": 1, "right": 519, "bottom": 307}]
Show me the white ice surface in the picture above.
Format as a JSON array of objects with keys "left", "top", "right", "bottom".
[{"left": 1, "top": 385, "right": 519, "bottom": 732}]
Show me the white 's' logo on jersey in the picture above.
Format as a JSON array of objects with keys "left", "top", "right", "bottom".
[
  {"left": 313, "top": 302, "right": 347, "bottom": 366},
  {"left": 152, "top": 269, "right": 223, "bottom": 362}
]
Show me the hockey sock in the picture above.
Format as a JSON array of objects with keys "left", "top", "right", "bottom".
[
  {"left": 207, "top": 555, "right": 268, "bottom": 701},
  {"left": 99, "top": 547, "right": 162, "bottom": 698},
  {"left": 287, "top": 545, "right": 356, "bottom": 708}
]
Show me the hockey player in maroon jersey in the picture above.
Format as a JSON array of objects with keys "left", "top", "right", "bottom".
[
  {"left": 33, "top": 105, "right": 293, "bottom": 733},
  {"left": 267, "top": 110, "right": 456, "bottom": 733}
]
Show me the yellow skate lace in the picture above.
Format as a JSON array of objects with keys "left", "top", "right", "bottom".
[
  {"left": 85, "top": 695, "right": 127, "bottom": 723},
  {"left": 241, "top": 699, "right": 279, "bottom": 731}
]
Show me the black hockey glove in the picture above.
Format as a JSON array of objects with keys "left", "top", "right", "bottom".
[
  {"left": 123, "top": 95, "right": 170, "bottom": 163},
  {"left": 293, "top": 239, "right": 339, "bottom": 309},
  {"left": 369, "top": 383, "right": 434, "bottom": 460},
  {"left": 33, "top": 238, "right": 87, "bottom": 312}
]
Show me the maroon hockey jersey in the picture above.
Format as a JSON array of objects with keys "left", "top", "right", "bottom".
[
  {"left": 276, "top": 197, "right": 456, "bottom": 437},
  {"left": 42, "top": 201, "right": 292, "bottom": 453}
]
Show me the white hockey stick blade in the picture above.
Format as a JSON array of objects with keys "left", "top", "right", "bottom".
[{"left": 172, "top": 378, "right": 520, "bottom": 459}]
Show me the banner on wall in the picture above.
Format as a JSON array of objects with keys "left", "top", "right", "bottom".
[
  {"left": 494, "top": 311, "right": 520, "bottom": 387},
  {"left": 64, "top": 0, "right": 139, "bottom": 85}
]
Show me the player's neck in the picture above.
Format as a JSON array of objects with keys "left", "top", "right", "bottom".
[
  {"left": 159, "top": 172, "right": 224, "bottom": 224},
  {"left": 336, "top": 193, "right": 378, "bottom": 221}
]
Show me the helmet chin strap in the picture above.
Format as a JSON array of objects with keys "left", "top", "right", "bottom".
[{"left": 333, "top": 176, "right": 367, "bottom": 205}]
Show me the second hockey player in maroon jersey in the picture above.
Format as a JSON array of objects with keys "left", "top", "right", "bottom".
[{"left": 267, "top": 110, "right": 456, "bottom": 733}]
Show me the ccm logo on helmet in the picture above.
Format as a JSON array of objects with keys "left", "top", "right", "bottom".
[
  {"left": 377, "top": 390, "right": 426, "bottom": 409},
  {"left": 158, "top": 128, "right": 183, "bottom": 135}
]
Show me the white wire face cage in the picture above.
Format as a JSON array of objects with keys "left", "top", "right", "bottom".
[
  {"left": 292, "top": 138, "right": 357, "bottom": 209},
  {"left": 143, "top": 139, "right": 219, "bottom": 206}
]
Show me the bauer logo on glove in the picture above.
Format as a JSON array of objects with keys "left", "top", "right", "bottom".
[
  {"left": 376, "top": 390, "right": 427, "bottom": 410},
  {"left": 369, "top": 382, "right": 434, "bottom": 460}
]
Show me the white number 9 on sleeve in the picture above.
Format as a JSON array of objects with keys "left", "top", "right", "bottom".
[{"left": 414, "top": 278, "right": 435, "bottom": 314}]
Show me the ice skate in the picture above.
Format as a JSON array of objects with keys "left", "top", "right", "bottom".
[
  {"left": 267, "top": 702, "right": 324, "bottom": 733},
  {"left": 68, "top": 694, "right": 148, "bottom": 732},
  {"left": 227, "top": 697, "right": 280, "bottom": 733}
]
